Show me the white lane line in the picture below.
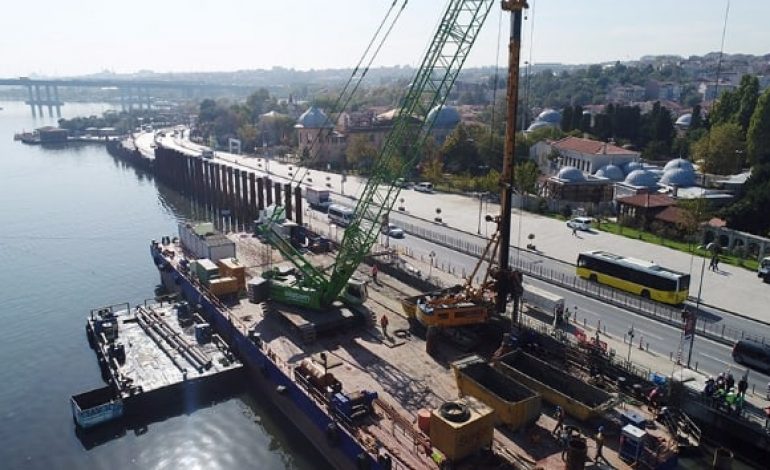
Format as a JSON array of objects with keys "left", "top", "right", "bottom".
[
  {"left": 634, "top": 329, "right": 664, "bottom": 341},
  {"left": 700, "top": 352, "right": 734, "bottom": 368}
]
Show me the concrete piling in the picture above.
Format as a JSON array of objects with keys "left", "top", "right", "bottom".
[
  {"left": 284, "top": 184, "right": 292, "bottom": 221},
  {"left": 257, "top": 177, "right": 265, "bottom": 210}
]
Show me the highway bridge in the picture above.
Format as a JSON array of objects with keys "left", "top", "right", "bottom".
[{"left": 0, "top": 77, "right": 255, "bottom": 117}]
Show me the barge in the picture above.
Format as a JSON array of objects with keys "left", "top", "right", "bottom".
[{"left": 71, "top": 300, "right": 244, "bottom": 428}]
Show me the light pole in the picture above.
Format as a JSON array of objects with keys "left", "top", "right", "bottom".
[
  {"left": 428, "top": 251, "right": 436, "bottom": 278},
  {"left": 477, "top": 192, "right": 486, "bottom": 234},
  {"left": 687, "top": 245, "right": 708, "bottom": 368},
  {"left": 627, "top": 325, "right": 635, "bottom": 363}
]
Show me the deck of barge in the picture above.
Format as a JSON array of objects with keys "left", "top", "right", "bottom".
[{"left": 154, "top": 233, "right": 677, "bottom": 469}]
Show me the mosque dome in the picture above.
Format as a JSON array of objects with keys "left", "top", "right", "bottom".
[
  {"left": 426, "top": 105, "right": 461, "bottom": 128},
  {"left": 556, "top": 166, "right": 585, "bottom": 182},
  {"left": 664, "top": 158, "right": 695, "bottom": 173},
  {"left": 536, "top": 108, "right": 562, "bottom": 124},
  {"left": 296, "top": 106, "right": 333, "bottom": 128},
  {"left": 675, "top": 113, "right": 692, "bottom": 127},
  {"left": 622, "top": 161, "right": 644, "bottom": 175},
  {"left": 595, "top": 164, "right": 625, "bottom": 182},
  {"left": 660, "top": 168, "right": 696, "bottom": 187},
  {"left": 624, "top": 169, "right": 659, "bottom": 188},
  {"left": 526, "top": 120, "right": 555, "bottom": 132}
]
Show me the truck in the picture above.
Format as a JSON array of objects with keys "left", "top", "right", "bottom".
[
  {"left": 305, "top": 186, "right": 332, "bottom": 212},
  {"left": 758, "top": 256, "right": 770, "bottom": 282},
  {"left": 521, "top": 284, "right": 565, "bottom": 325}
]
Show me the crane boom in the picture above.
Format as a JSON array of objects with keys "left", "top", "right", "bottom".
[{"left": 323, "top": 0, "right": 495, "bottom": 306}]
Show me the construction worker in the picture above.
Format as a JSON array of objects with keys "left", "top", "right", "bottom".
[
  {"left": 737, "top": 374, "right": 748, "bottom": 398},
  {"left": 594, "top": 426, "right": 606, "bottom": 464},
  {"left": 380, "top": 313, "right": 389, "bottom": 338},
  {"left": 552, "top": 406, "right": 565, "bottom": 436}
]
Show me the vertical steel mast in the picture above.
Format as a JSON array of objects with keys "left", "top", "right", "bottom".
[{"left": 496, "top": 0, "right": 528, "bottom": 316}]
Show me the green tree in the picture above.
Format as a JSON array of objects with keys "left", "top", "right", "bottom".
[
  {"left": 560, "top": 106, "right": 574, "bottom": 132},
  {"left": 691, "top": 122, "right": 745, "bottom": 174},
  {"left": 440, "top": 124, "right": 480, "bottom": 173},
  {"left": 747, "top": 88, "right": 770, "bottom": 166},
  {"left": 345, "top": 134, "right": 377, "bottom": 173},
  {"left": 721, "top": 163, "right": 770, "bottom": 235},
  {"left": 514, "top": 160, "right": 539, "bottom": 195},
  {"left": 736, "top": 75, "right": 760, "bottom": 135}
]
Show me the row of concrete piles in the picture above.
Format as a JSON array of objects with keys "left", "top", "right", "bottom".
[{"left": 154, "top": 147, "right": 303, "bottom": 231}]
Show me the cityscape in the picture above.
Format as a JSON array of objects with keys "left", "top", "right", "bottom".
[{"left": 2, "top": 1, "right": 770, "bottom": 469}]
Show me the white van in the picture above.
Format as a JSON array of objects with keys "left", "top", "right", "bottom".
[
  {"left": 328, "top": 204, "right": 355, "bottom": 227},
  {"left": 566, "top": 217, "right": 592, "bottom": 231},
  {"left": 414, "top": 182, "right": 434, "bottom": 193}
]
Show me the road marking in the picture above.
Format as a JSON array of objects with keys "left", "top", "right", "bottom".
[
  {"left": 700, "top": 352, "right": 734, "bottom": 368},
  {"left": 634, "top": 329, "right": 664, "bottom": 341}
]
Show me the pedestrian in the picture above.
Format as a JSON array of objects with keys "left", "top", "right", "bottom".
[
  {"left": 380, "top": 313, "right": 389, "bottom": 338},
  {"left": 552, "top": 406, "right": 565, "bottom": 436},
  {"left": 737, "top": 375, "right": 748, "bottom": 398},
  {"left": 726, "top": 370, "right": 735, "bottom": 391},
  {"left": 371, "top": 264, "right": 379, "bottom": 283},
  {"left": 594, "top": 426, "right": 606, "bottom": 464},
  {"left": 572, "top": 227, "right": 577, "bottom": 236}
]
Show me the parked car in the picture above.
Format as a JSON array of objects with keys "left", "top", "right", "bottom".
[
  {"left": 414, "top": 182, "right": 434, "bottom": 193},
  {"left": 381, "top": 223, "right": 405, "bottom": 238},
  {"left": 566, "top": 217, "right": 592, "bottom": 231}
]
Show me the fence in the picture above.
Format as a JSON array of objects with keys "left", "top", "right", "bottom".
[{"left": 395, "top": 219, "right": 767, "bottom": 348}]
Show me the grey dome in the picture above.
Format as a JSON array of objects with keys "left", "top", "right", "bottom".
[
  {"left": 622, "top": 161, "right": 644, "bottom": 175},
  {"left": 675, "top": 113, "right": 692, "bottom": 127},
  {"left": 526, "top": 120, "right": 556, "bottom": 132},
  {"left": 296, "top": 106, "right": 333, "bottom": 128},
  {"left": 660, "top": 168, "right": 696, "bottom": 187},
  {"left": 427, "top": 105, "right": 461, "bottom": 128},
  {"left": 537, "top": 109, "right": 562, "bottom": 124},
  {"left": 624, "top": 169, "right": 659, "bottom": 187},
  {"left": 664, "top": 158, "right": 695, "bottom": 173},
  {"left": 595, "top": 164, "right": 624, "bottom": 182},
  {"left": 556, "top": 166, "right": 585, "bottom": 182}
]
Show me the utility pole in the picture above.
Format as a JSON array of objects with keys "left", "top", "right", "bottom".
[{"left": 496, "top": 0, "right": 528, "bottom": 318}]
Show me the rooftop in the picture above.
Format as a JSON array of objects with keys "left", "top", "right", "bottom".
[
  {"left": 616, "top": 193, "right": 675, "bottom": 208},
  {"left": 552, "top": 136, "right": 639, "bottom": 156}
]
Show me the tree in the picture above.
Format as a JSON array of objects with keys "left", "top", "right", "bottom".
[
  {"left": 560, "top": 106, "right": 574, "bottom": 132},
  {"left": 345, "top": 134, "right": 377, "bottom": 173},
  {"left": 514, "top": 161, "right": 539, "bottom": 195},
  {"left": 691, "top": 123, "right": 745, "bottom": 175},
  {"left": 440, "top": 124, "right": 480, "bottom": 173},
  {"left": 721, "top": 163, "right": 770, "bottom": 235},
  {"left": 736, "top": 75, "right": 759, "bottom": 135},
  {"left": 747, "top": 88, "right": 770, "bottom": 166}
]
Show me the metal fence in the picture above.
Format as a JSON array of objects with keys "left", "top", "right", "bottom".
[{"left": 396, "top": 220, "right": 767, "bottom": 347}]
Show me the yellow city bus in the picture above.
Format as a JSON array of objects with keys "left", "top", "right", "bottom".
[{"left": 576, "top": 250, "right": 690, "bottom": 305}]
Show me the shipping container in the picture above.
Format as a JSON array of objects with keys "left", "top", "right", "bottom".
[
  {"left": 178, "top": 223, "right": 236, "bottom": 261},
  {"left": 208, "top": 276, "right": 239, "bottom": 297},
  {"left": 195, "top": 259, "right": 219, "bottom": 285}
]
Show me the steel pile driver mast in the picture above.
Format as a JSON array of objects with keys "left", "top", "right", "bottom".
[
  {"left": 496, "top": 0, "right": 528, "bottom": 319},
  {"left": 263, "top": 0, "right": 496, "bottom": 310}
]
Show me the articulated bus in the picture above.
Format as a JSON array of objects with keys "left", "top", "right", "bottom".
[{"left": 576, "top": 250, "right": 690, "bottom": 305}]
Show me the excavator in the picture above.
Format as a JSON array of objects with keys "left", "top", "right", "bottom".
[{"left": 259, "top": 0, "right": 526, "bottom": 327}]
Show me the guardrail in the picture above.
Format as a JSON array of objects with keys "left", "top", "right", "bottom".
[{"left": 396, "top": 219, "right": 768, "bottom": 348}]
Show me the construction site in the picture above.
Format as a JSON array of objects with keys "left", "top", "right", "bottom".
[{"left": 71, "top": 0, "right": 770, "bottom": 468}]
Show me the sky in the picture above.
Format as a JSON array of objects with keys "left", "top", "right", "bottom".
[{"left": 0, "top": 0, "right": 767, "bottom": 77}]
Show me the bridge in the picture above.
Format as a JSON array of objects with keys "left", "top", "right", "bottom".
[{"left": 0, "top": 77, "right": 255, "bottom": 117}]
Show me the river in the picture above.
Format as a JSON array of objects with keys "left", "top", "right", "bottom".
[{"left": 0, "top": 101, "right": 328, "bottom": 470}]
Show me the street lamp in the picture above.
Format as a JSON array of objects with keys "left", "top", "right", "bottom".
[
  {"left": 477, "top": 192, "right": 486, "bottom": 234},
  {"left": 687, "top": 245, "right": 709, "bottom": 368},
  {"left": 428, "top": 251, "right": 436, "bottom": 278},
  {"left": 627, "top": 325, "right": 635, "bottom": 363}
]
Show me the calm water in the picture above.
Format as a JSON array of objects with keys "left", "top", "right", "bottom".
[{"left": 0, "top": 101, "right": 328, "bottom": 470}]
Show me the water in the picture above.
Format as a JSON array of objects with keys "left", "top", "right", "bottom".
[{"left": 0, "top": 101, "right": 329, "bottom": 470}]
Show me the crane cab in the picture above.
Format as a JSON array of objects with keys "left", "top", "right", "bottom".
[{"left": 343, "top": 279, "right": 368, "bottom": 305}]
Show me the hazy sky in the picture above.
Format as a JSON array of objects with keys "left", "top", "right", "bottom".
[{"left": 0, "top": 0, "right": 766, "bottom": 77}]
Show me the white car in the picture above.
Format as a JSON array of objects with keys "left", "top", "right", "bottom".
[
  {"left": 566, "top": 217, "right": 592, "bottom": 231},
  {"left": 414, "top": 182, "right": 434, "bottom": 193},
  {"left": 381, "top": 223, "right": 405, "bottom": 238}
]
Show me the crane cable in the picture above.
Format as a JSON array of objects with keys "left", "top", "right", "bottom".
[{"left": 286, "top": 0, "right": 409, "bottom": 193}]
